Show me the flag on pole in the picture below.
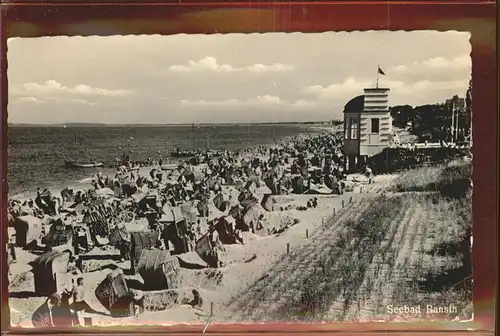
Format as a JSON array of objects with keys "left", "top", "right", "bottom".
[{"left": 378, "top": 66, "right": 386, "bottom": 76}]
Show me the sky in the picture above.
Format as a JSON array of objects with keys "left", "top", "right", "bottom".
[{"left": 7, "top": 31, "right": 471, "bottom": 124}]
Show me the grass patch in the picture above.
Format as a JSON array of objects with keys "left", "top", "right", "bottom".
[
  {"left": 393, "top": 160, "right": 471, "bottom": 199},
  {"left": 253, "top": 159, "right": 473, "bottom": 322},
  {"left": 393, "top": 166, "right": 443, "bottom": 192},
  {"left": 287, "top": 187, "right": 471, "bottom": 320},
  {"left": 277, "top": 194, "right": 405, "bottom": 321},
  {"left": 392, "top": 190, "right": 472, "bottom": 319},
  {"left": 367, "top": 147, "right": 470, "bottom": 174}
]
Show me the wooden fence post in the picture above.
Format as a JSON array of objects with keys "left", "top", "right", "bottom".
[{"left": 306, "top": 229, "right": 309, "bottom": 238}]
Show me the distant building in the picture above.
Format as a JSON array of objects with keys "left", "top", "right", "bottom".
[{"left": 343, "top": 87, "right": 392, "bottom": 172}]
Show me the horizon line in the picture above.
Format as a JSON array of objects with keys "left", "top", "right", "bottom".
[{"left": 8, "top": 120, "right": 343, "bottom": 127}]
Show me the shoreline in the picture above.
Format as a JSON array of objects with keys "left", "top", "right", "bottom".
[{"left": 8, "top": 127, "right": 326, "bottom": 202}]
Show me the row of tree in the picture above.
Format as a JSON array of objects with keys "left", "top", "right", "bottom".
[{"left": 390, "top": 80, "right": 472, "bottom": 143}]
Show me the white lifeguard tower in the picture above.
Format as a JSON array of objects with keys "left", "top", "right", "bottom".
[{"left": 343, "top": 86, "right": 393, "bottom": 172}]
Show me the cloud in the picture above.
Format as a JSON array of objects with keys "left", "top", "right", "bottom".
[
  {"left": 169, "top": 57, "right": 294, "bottom": 73},
  {"left": 389, "top": 54, "right": 470, "bottom": 74},
  {"left": 388, "top": 79, "right": 467, "bottom": 97},
  {"left": 179, "top": 95, "right": 280, "bottom": 106},
  {"left": 178, "top": 95, "right": 317, "bottom": 107},
  {"left": 19, "top": 80, "right": 131, "bottom": 97},
  {"left": 302, "top": 77, "right": 372, "bottom": 100},
  {"left": 303, "top": 76, "right": 468, "bottom": 106},
  {"left": 18, "top": 96, "right": 43, "bottom": 104},
  {"left": 246, "top": 64, "right": 294, "bottom": 73},
  {"left": 49, "top": 97, "right": 95, "bottom": 105},
  {"left": 16, "top": 95, "right": 95, "bottom": 106},
  {"left": 255, "top": 95, "right": 281, "bottom": 103}
]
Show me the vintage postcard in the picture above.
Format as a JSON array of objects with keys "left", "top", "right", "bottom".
[{"left": 6, "top": 31, "right": 472, "bottom": 327}]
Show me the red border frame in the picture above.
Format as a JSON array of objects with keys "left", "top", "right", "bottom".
[{"left": 1, "top": 2, "right": 497, "bottom": 334}]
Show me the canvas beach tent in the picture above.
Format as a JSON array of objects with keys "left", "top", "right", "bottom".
[
  {"left": 30, "top": 250, "right": 72, "bottom": 296},
  {"left": 136, "top": 249, "right": 180, "bottom": 290},
  {"left": 95, "top": 268, "right": 134, "bottom": 317},
  {"left": 129, "top": 231, "right": 159, "bottom": 273},
  {"left": 13, "top": 215, "right": 44, "bottom": 248}
]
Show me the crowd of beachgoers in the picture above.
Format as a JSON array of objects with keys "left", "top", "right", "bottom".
[
  {"left": 7, "top": 130, "right": 349, "bottom": 243},
  {"left": 7, "top": 129, "right": 362, "bottom": 326}
]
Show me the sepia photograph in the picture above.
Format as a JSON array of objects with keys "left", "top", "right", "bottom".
[{"left": 6, "top": 31, "right": 473, "bottom": 327}]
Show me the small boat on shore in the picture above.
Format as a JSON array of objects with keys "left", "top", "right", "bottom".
[
  {"left": 160, "top": 163, "right": 178, "bottom": 171},
  {"left": 64, "top": 135, "right": 103, "bottom": 169},
  {"left": 171, "top": 122, "right": 200, "bottom": 158},
  {"left": 65, "top": 159, "right": 104, "bottom": 168},
  {"left": 170, "top": 148, "right": 197, "bottom": 158}
]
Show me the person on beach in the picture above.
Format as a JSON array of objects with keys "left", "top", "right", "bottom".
[
  {"left": 32, "top": 293, "right": 62, "bottom": 327},
  {"left": 129, "top": 288, "right": 145, "bottom": 316},
  {"left": 71, "top": 277, "right": 98, "bottom": 325},
  {"left": 364, "top": 165, "right": 374, "bottom": 184},
  {"left": 189, "top": 289, "right": 203, "bottom": 309}
]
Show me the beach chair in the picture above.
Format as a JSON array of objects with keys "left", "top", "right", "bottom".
[
  {"left": 31, "top": 250, "right": 72, "bottom": 296},
  {"left": 137, "top": 249, "right": 180, "bottom": 290},
  {"left": 129, "top": 231, "right": 159, "bottom": 273},
  {"left": 195, "top": 233, "right": 220, "bottom": 268},
  {"left": 95, "top": 269, "right": 133, "bottom": 317}
]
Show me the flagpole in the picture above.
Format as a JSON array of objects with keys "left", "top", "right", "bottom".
[{"left": 376, "top": 65, "right": 380, "bottom": 88}]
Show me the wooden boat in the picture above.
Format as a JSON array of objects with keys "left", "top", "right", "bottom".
[
  {"left": 160, "top": 163, "right": 178, "bottom": 171},
  {"left": 170, "top": 122, "right": 200, "bottom": 158},
  {"left": 170, "top": 148, "right": 197, "bottom": 158},
  {"left": 64, "top": 135, "right": 103, "bottom": 168},
  {"left": 65, "top": 160, "right": 104, "bottom": 168}
]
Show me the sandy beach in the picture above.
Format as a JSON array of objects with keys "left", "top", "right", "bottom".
[
  {"left": 8, "top": 159, "right": 473, "bottom": 326},
  {"left": 8, "top": 171, "right": 379, "bottom": 326},
  {"left": 6, "top": 31, "right": 474, "bottom": 328}
]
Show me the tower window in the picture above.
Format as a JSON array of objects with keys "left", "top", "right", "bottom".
[
  {"left": 371, "top": 118, "right": 380, "bottom": 133},
  {"left": 350, "top": 119, "right": 358, "bottom": 139},
  {"left": 345, "top": 118, "right": 351, "bottom": 139}
]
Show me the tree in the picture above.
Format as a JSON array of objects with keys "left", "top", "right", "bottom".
[
  {"left": 390, "top": 87, "right": 471, "bottom": 144},
  {"left": 390, "top": 105, "right": 415, "bottom": 129}
]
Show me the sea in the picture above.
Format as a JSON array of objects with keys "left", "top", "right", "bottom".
[{"left": 7, "top": 124, "right": 327, "bottom": 199}]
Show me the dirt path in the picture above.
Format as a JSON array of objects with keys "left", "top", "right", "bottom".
[
  {"left": 223, "top": 174, "right": 416, "bottom": 323},
  {"left": 225, "top": 196, "right": 373, "bottom": 321},
  {"left": 338, "top": 204, "right": 424, "bottom": 321},
  {"left": 338, "top": 205, "right": 418, "bottom": 320}
]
